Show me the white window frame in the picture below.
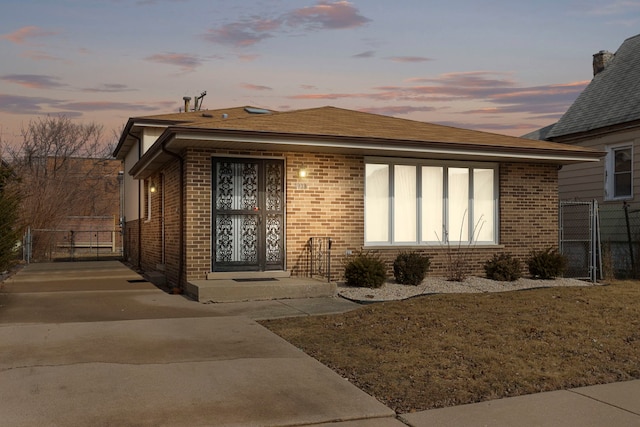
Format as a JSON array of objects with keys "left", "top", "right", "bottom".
[
  {"left": 604, "top": 143, "right": 633, "bottom": 201},
  {"left": 364, "top": 158, "right": 499, "bottom": 246}
]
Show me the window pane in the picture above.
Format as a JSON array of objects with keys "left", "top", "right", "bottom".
[
  {"left": 614, "top": 148, "right": 632, "bottom": 198},
  {"left": 365, "top": 164, "right": 389, "bottom": 242},
  {"left": 422, "top": 166, "right": 443, "bottom": 241},
  {"left": 448, "top": 168, "right": 469, "bottom": 242},
  {"left": 474, "top": 169, "right": 494, "bottom": 242},
  {"left": 394, "top": 165, "right": 417, "bottom": 242}
]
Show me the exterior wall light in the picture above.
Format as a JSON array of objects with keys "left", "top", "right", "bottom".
[
  {"left": 149, "top": 182, "right": 157, "bottom": 193},
  {"left": 298, "top": 166, "right": 308, "bottom": 178}
]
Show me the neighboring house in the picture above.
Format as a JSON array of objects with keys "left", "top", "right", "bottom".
[
  {"left": 525, "top": 33, "right": 640, "bottom": 276},
  {"left": 113, "top": 104, "right": 601, "bottom": 299},
  {"left": 531, "top": 33, "right": 640, "bottom": 203}
]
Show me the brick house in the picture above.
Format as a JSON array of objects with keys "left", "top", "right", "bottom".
[{"left": 113, "top": 105, "right": 601, "bottom": 300}]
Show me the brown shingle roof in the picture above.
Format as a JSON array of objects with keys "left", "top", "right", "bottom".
[{"left": 177, "top": 106, "right": 596, "bottom": 154}]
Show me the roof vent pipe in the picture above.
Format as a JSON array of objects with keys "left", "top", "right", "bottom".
[{"left": 183, "top": 96, "right": 191, "bottom": 112}]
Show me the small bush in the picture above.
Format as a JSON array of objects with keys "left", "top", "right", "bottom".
[
  {"left": 484, "top": 253, "right": 522, "bottom": 282},
  {"left": 344, "top": 251, "right": 387, "bottom": 288},
  {"left": 527, "top": 247, "right": 567, "bottom": 279},
  {"left": 393, "top": 251, "right": 431, "bottom": 286}
]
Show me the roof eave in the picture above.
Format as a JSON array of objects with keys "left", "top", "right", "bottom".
[
  {"left": 129, "top": 128, "right": 603, "bottom": 180},
  {"left": 548, "top": 118, "right": 640, "bottom": 143}
]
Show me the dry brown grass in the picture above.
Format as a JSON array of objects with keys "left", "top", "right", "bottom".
[{"left": 260, "top": 281, "right": 640, "bottom": 413}]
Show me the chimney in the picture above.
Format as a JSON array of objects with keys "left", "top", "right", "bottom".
[
  {"left": 593, "top": 50, "right": 614, "bottom": 76},
  {"left": 183, "top": 96, "right": 191, "bottom": 112}
]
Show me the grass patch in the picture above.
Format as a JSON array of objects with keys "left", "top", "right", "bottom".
[{"left": 260, "top": 281, "right": 640, "bottom": 413}]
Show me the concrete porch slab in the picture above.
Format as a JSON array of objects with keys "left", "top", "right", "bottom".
[{"left": 186, "top": 276, "right": 336, "bottom": 302}]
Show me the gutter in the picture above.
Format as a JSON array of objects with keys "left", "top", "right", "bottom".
[
  {"left": 129, "top": 128, "right": 604, "bottom": 180},
  {"left": 127, "top": 130, "right": 143, "bottom": 271}
]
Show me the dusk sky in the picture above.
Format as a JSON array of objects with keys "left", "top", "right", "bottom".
[{"left": 1, "top": 0, "right": 638, "bottom": 148}]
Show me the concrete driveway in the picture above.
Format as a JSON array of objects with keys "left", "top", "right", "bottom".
[{"left": 0, "top": 261, "right": 400, "bottom": 427}]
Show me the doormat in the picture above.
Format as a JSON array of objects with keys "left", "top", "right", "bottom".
[
  {"left": 128, "top": 279, "right": 149, "bottom": 283},
  {"left": 233, "top": 278, "right": 279, "bottom": 282}
]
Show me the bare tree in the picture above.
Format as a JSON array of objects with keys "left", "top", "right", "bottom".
[{"left": 5, "top": 115, "right": 119, "bottom": 259}]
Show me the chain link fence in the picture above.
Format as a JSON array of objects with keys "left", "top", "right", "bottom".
[
  {"left": 599, "top": 201, "right": 640, "bottom": 279},
  {"left": 23, "top": 216, "right": 122, "bottom": 263},
  {"left": 559, "top": 201, "right": 600, "bottom": 281}
]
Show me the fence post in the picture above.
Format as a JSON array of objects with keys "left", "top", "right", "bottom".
[{"left": 624, "top": 202, "right": 636, "bottom": 277}]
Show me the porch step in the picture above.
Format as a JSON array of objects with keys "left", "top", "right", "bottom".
[
  {"left": 186, "top": 276, "right": 336, "bottom": 303},
  {"left": 206, "top": 270, "right": 291, "bottom": 280}
]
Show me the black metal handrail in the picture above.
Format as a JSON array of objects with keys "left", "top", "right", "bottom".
[{"left": 309, "top": 237, "right": 332, "bottom": 282}]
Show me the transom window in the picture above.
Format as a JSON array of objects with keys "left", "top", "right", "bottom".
[
  {"left": 605, "top": 144, "right": 633, "bottom": 200},
  {"left": 365, "top": 159, "right": 498, "bottom": 245}
]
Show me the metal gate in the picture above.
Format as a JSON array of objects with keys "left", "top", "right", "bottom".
[
  {"left": 559, "top": 200, "right": 602, "bottom": 282},
  {"left": 23, "top": 223, "right": 122, "bottom": 263}
]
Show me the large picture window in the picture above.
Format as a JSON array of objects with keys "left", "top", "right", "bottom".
[{"left": 365, "top": 160, "right": 498, "bottom": 245}]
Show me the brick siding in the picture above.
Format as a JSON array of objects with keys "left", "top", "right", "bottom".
[{"left": 124, "top": 152, "right": 559, "bottom": 287}]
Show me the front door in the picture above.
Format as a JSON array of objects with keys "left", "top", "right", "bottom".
[{"left": 212, "top": 158, "right": 285, "bottom": 272}]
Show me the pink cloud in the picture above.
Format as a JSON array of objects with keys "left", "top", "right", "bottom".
[
  {"left": 1, "top": 26, "right": 59, "bottom": 44},
  {"left": 284, "top": 1, "right": 371, "bottom": 30},
  {"left": 202, "top": 21, "right": 274, "bottom": 47},
  {"left": 0, "top": 74, "right": 66, "bottom": 90},
  {"left": 288, "top": 71, "right": 588, "bottom": 120},
  {"left": 388, "top": 56, "right": 433, "bottom": 63},
  {"left": 82, "top": 84, "right": 136, "bottom": 93},
  {"left": 145, "top": 52, "right": 202, "bottom": 71},
  {"left": 353, "top": 50, "right": 375, "bottom": 58},
  {"left": 202, "top": 1, "right": 370, "bottom": 47},
  {"left": 21, "top": 50, "right": 63, "bottom": 61},
  {"left": 237, "top": 54, "right": 260, "bottom": 62},
  {"left": 288, "top": 92, "right": 360, "bottom": 100},
  {"left": 241, "top": 83, "right": 273, "bottom": 91},
  {"left": 359, "top": 105, "right": 438, "bottom": 115},
  {"left": 58, "top": 101, "right": 161, "bottom": 112}
]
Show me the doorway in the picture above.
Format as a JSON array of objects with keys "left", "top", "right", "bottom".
[{"left": 211, "top": 158, "right": 285, "bottom": 272}]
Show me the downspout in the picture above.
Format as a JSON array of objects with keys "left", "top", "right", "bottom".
[
  {"left": 128, "top": 130, "right": 143, "bottom": 271},
  {"left": 161, "top": 141, "right": 184, "bottom": 290}
]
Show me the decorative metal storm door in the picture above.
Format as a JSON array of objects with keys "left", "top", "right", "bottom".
[{"left": 212, "top": 158, "right": 284, "bottom": 272}]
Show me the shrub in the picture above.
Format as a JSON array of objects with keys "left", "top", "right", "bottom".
[
  {"left": 344, "top": 251, "right": 387, "bottom": 288},
  {"left": 527, "top": 247, "right": 567, "bottom": 279},
  {"left": 484, "top": 253, "right": 522, "bottom": 282},
  {"left": 393, "top": 251, "right": 431, "bottom": 286}
]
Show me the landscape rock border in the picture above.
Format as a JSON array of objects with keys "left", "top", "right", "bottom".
[{"left": 338, "top": 276, "right": 601, "bottom": 303}]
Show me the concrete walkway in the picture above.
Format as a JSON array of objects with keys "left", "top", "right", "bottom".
[{"left": 1, "top": 261, "right": 639, "bottom": 426}]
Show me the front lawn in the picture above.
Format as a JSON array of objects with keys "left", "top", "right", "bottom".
[{"left": 260, "top": 281, "right": 640, "bottom": 413}]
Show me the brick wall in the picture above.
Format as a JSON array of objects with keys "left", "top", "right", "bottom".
[
  {"left": 184, "top": 148, "right": 212, "bottom": 282},
  {"left": 126, "top": 151, "right": 560, "bottom": 285},
  {"left": 285, "top": 152, "right": 364, "bottom": 281},
  {"left": 140, "top": 174, "right": 162, "bottom": 273}
]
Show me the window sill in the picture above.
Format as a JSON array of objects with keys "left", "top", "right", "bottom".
[{"left": 364, "top": 244, "right": 504, "bottom": 250}]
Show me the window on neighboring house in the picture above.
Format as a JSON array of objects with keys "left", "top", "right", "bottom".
[
  {"left": 605, "top": 144, "right": 633, "bottom": 200},
  {"left": 365, "top": 159, "right": 498, "bottom": 245}
]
